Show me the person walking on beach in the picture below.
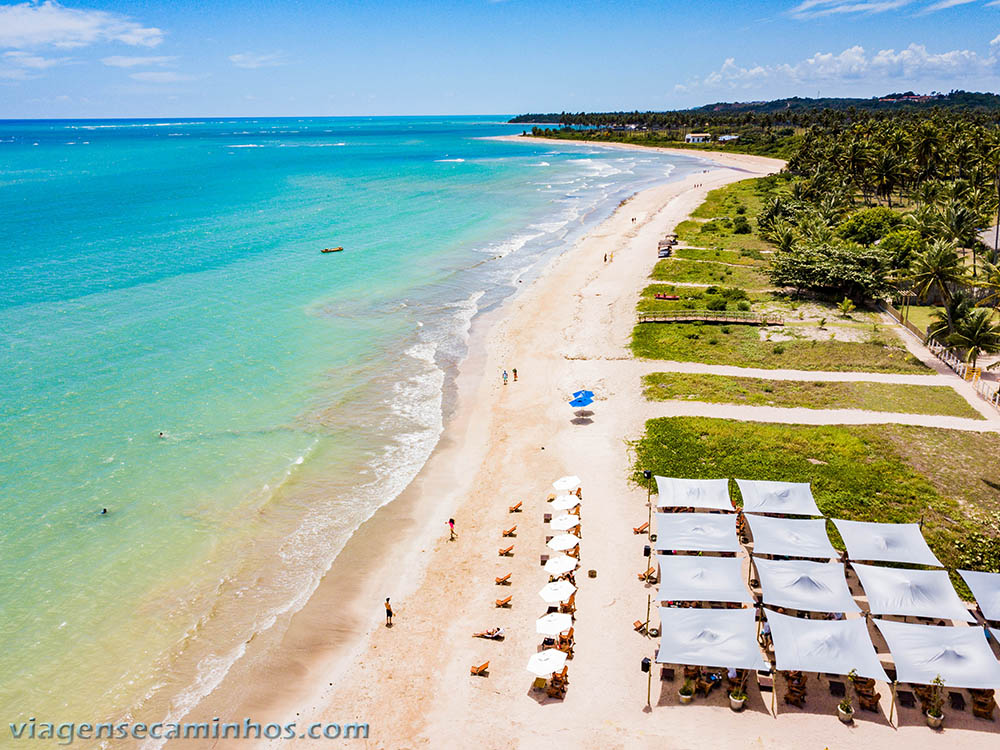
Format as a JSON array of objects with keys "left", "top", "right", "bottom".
[
  {"left": 603, "top": 253, "right": 607, "bottom": 263},
  {"left": 447, "top": 518, "right": 457, "bottom": 541},
  {"left": 385, "top": 597, "right": 393, "bottom": 627},
  {"left": 512, "top": 368, "right": 517, "bottom": 382},
  {"left": 502, "top": 370, "right": 508, "bottom": 386}
]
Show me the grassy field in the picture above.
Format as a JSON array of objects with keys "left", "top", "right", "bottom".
[
  {"left": 651, "top": 258, "right": 771, "bottom": 288},
  {"left": 631, "top": 320, "right": 931, "bottom": 373},
  {"left": 672, "top": 247, "right": 763, "bottom": 265},
  {"left": 690, "top": 176, "right": 789, "bottom": 219},
  {"left": 675, "top": 218, "right": 776, "bottom": 254},
  {"left": 637, "top": 285, "right": 764, "bottom": 314},
  {"left": 641, "top": 372, "right": 982, "bottom": 419},
  {"left": 630, "top": 417, "right": 1000, "bottom": 576}
]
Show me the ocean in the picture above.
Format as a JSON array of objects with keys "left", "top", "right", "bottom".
[{"left": 0, "top": 117, "right": 709, "bottom": 731}]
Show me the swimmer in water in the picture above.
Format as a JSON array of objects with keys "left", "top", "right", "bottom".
[
  {"left": 158, "top": 432, "right": 165, "bottom": 439},
  {"left": 100, "top": 508, "right": 108, "bottom": 515}
]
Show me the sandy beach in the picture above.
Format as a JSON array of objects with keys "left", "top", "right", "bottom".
[{"left": 187, "top": 141, "right": 995, "bottom": 749}]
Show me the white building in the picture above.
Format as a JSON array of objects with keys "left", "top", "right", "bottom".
[{"left": 685, "top": 133, "right": 711, "bottom": 143}]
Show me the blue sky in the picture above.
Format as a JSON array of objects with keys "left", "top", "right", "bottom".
[{"left": 1, "top": 0, "right": 1000, "bottom": 117}]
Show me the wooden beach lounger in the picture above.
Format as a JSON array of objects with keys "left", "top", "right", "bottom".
[
  {"left": 495, "top": 595, "right": 512, "bottom": 608},
  {"left": 633, "top": 521, "right": 649, "bottom": 535},
  {"left": 498, "top": 544, "right": 514, "bottom": 556},
  {"left": 495, "top": 573, "right": 511, "bottom": 585},
  {"left": 502, "top": 525, "right": 517, "bottom": 537},
  {"left": 633, "top": 620, "right": 647, "bottom": 634},
  {"left": 637, "top": 567, "right": 658, "bottom": 583},
  {"left": 508, "top": 501, "right": 522, "bottom": 513},
  {"left": 470, "top": 661, "right": 489, "bottom": 676}
]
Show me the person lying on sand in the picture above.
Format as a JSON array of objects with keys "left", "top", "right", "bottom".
[{"left": 473, "top": 627, "right": 505, "bottom": 640}]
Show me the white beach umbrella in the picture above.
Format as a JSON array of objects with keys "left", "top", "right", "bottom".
[
  {"left": 551, "top": 495, "right": 580, "bottom": 511},
  {"left": 536, "top": 612, "right": 574, "bottom": 637},
  {"left": 526, "top": 648, "right": 568, "bottom": 677},
  {"left": 538, "top": 579, "right": 577, "bottom": 604},
  {"left": 550, "top": 514, "right": 580, "bottom": 531},
  {"left": 547, "top": 534, "right": 580, "bottom": 552},
  {"left": 544, "top": 554, "right": 579, "bottom": 576},
  {"left": 552, "top": 475, "right": 581, "bottom": 492}
]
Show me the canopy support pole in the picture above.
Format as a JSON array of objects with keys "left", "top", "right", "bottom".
[
  {"left": 890, "top": 681, "right": 897, "bottom": 727},
  {"left": 771, "top": 670, "right": 777, "bottom": 716},
  {"left": 645, "top": 594, "right": 651, "bottom": 638}
]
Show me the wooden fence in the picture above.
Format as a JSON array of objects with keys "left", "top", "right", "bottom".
[{"left": 637, "top": 310, "right": 783, "bottom": 326}]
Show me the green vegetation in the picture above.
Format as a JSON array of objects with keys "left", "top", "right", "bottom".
[
  {"left": 690, "top": 176, "right": 786, "bottom": 220},
  {"left": 672, "top": 247, "right": 760, "bottom": 266},
  {"left": 630, "top": 417, "right": 1000, "bottom": 573},
  {"left": 651, "top": 258, "right": 770, "bottom": 288},
  {"left": 641, "top": 372, "right": 982, "bottom": 419},
  {"left": 631, "top": 321, "right": 929, "bottom": 373},
  {"left": 637, "top": 285, "right": 756, "bottom": 314}
]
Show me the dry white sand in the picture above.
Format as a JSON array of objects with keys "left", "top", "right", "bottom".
[{"left": 186, "top": 142, "right": 996, "bottom": 749}]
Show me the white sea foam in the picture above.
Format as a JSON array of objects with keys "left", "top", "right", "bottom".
[{"left": 434, "top": 158, "right": 465, "bottom": 162}]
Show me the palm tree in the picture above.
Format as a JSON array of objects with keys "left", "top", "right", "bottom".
[
  {"left": 948, "top": 308, "right": 1000, "bottom": 368},
  {"left": 928, "top": 291, "right": 974, "bottom": 340},
  {"left": 869, "top": 151, "right": 907, "bottom": 208},
  {"left": 908, "top": 240, "right": 967, "bottom": 332}
]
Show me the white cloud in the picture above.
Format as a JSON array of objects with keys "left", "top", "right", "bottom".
[
  {"left": 690, "top": 41, "right": 996, "bottom": 90},
  {"left": 101, "top": 55, "right": 175, "bottom": 68},
  {"left": 921, "top": 0, "right": 977, "bottom": 12},
  {"left": 0, "top": 48, "right": 68, "bottom": 80},
  {"left": 229, "top": 52, "right": 287, "bottom": 69},
  {"left": 789, "top": 0, "right": 913, "bottom": 19},
  {"left": 128, "top": 71, "right": 197, "bottom": 83},
  {"left": 0, "top": 1, "right": 162, "bottom": 49}
]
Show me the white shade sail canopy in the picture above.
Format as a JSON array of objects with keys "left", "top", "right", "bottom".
[
  {"left": 754, "top": 558, "right": 860, "bottom": 613},
  {"left": 833, "top": 519, "right": 942, "bottom": 567},
  {"left": 655, "top": 555, "right": 753, "bottom": 604},
  {"left": 552, "top": 476, "right": 581, "bottom": 492},
  {"left": 543, "top": 554, "right": 578, "bottom": 576},
  {"left": 536, "top": 612, "right": 573, "bottom": 636},
  {"left": 958, "top": 570, "right": 1000, "bottom": 622},
  {"left": 766, "top": 609, "right": 888, "bottom": 681},
  {"left": 874, "top": 619, "right": 1000, "bottom": 689},
  {"left": 550, "top": 514, "right": 580, "bottom": 531},
  {"left": 547, "top": 534, "right": 580, "bottom": 552},
  {"left": 655, "top": 607, "right": 768, "bottom": 671},
  {"left": 654, "top": 476, "right": 733, "bottom": 511},
  {"left": 736, "top": 479, "right": 822, "bottom": 517},
  {"left": 745, "top": 515, "right": 837, "bottom": 559},
  {"left": 852, "top": 563, "right": 974, "bottom": 623},
  {"left": 526, "top": 648, "right": 568, "bottom": 677},
  {"left": 654, "top": 512, "right": 741, "bottom": 553},
  {"left": 538, "top": 580, "right": 576, "bottom": 604},
  {"left": 551, "top": 495, "right": 581, "bottom": 511}
]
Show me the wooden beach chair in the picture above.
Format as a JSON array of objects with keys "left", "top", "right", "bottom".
[
  {"left": 495, "top": 595, "right": 512, "bottom": 608},
  {"left": 633, "top": 521, "right": 649, "bottom": 535},
  {"left": 633, "top": 620, "right": 647, "bottom": 634},
  {"left": 498, "top": 544, "right": 514, "bottom": 556},
  {"left": 502, "top": 525, "right": 517, "bottom": 537},
  {"left": 470, "top": 661, "right": 489, "bottom": 676},
  {"left": 508, "top": 501, "right": 522, "bottom": 513},
  {"left": 495, "top": 572, "right": 511, "bottom": 585}
]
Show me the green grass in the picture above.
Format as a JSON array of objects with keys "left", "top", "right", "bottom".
[
  {"left": 672, "top": 247, "right": 762, "bottom": 266},
  {"left": 652, "top": 258, "right": 771, "bottom": 288},
  {"left": 637, "top": 285, "right": 760, "bottom": 314},
  {"left": 690, "top": 177, "right": 787, "bottom": 220},
  {"left": 631, "top": 321, "right": 931, "bottom": 373},
  {"left": 642, "top": 372, "right": 982, "bottom": 419},
  {"left": 675, "top": 218, "right": 776, "bottom": 254},
  {"left": 903, "top": 305, "right": 941, "bottom": 332},
  {"left": 631, "top": 418, "right": 1000, "bottom": 574}
]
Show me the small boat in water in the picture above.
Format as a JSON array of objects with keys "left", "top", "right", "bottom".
[{"left": 321, "top": 246, "right": 344, "bottom": 254}]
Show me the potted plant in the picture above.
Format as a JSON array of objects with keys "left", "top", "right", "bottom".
[
  {"left": 678, "top": 679, "right": 694, "bottom": 704},
  {"left": 926, "top": 675, "right": 945, "bottom": 729},
  {"left": 729, "top": 670, "right": 749, "bottom": 711},
  {"left": 837, "top": 695, "right": 854, "bottom": 724}
]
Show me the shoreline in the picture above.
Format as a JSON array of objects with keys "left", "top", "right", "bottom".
[{"left": 170, "top": 143, "right": 783, "bottom": 748}]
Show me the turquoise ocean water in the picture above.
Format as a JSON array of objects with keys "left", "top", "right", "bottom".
[{"left": 0, "top": 117, "right": 708, "bottom": 730}]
